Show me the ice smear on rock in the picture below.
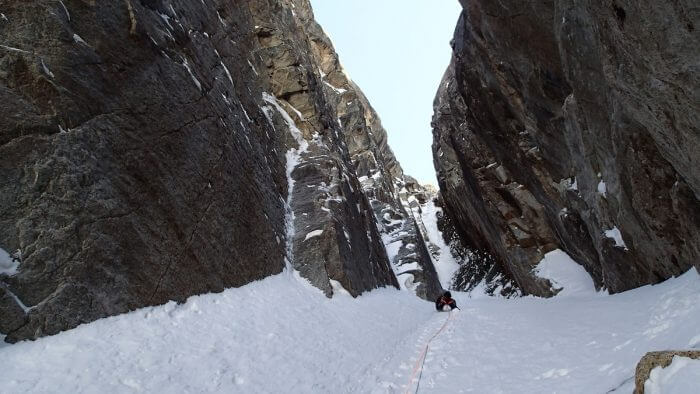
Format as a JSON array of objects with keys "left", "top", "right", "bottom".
[{"left": 262, "top": 92, "right": 309, "bottom": 271}]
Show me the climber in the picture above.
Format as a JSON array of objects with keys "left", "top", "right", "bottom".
[{"left": 435, "top": 291, "right": 458, "bottom": 311}]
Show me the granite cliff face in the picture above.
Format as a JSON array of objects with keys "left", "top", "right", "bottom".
[
  {"left": 0, "top": 0, "right": 441, "bottom": 342},
  {"left": 433, "top": 0, "right": 699, "bottom": 296}
]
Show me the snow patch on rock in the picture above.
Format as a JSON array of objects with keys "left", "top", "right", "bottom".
[
  {"left": 597, "top": 178, "right": 607, "bottom": 197},
  {"left": 0, "top": 248, "right": 19, "bottom": 276},
  {"left": 303, "top": 230, "right": 323, "bottom": 241},
  {"left": 645, "top": 356, "right": 700, "bottom": 394},
  {"left": 604, "top": 227, "right": 628, "bottom": 250},
  {"left": 534, "top": 249, "right": 597, "bottom": 296}
]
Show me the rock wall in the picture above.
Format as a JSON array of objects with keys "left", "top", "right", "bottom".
[
  {"left": 282, "top": 0, "right": 443, "bottom": 300},
  {"left": 0, "top": 0, "right": 441, "bottom": 342},
  {"left": 434, "top": 193, "right": 519, "bottom": 297},
  {"left": 249, "top": 0, "right": 400, "bottom": 298},
  {"left": 634, "top": 350, "right": 700, "bottom": 394},
  {"left": 433, "top": 0, "right": 699, "bottom": 296},
  {"left": 1, "top": 0, "right": 291, "bottom": 342}
]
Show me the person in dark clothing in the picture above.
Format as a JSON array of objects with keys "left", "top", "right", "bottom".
[{"left": 435, "top": 291, "right": 458, "bottom": 311}]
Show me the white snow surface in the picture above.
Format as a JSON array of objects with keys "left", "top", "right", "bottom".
[
  {"left": 2, "top": 266, "right": 698, "bottom": 393},
  {"left": 381, "top": 233, "right": 418, "bottom": 294},
  {"left": 303, "top": 229, "right": 323, "bottom": 241},
  {"left": 605, "top": 226, "right": 629, "bottom": 250},
  {"left": 598, "top": 179, "right": 607, "bottom": 196},
  {"left": 534, "top": 249, "right": 598, "bottom": 296},
  {"left": 0, "top": 247, "right": 19, "bottom": 276},
  {"left": 645, "top": 355, "right": 700, "bottom": 394},
  {"left": 261, "top": 92, "right": 309, "bottom": 268},
  {"left": 418, "top": 201, "right": 460, "bottom": 289},
  {"left": 323, "top": 80, "right": 347, "bottom": 94}
]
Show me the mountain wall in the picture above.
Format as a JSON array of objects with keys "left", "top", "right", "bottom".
[
  {"left": 433, "top": 0, "right": 699, "bottom": 296},
  {"left": 267, "top": 0, "right": 443, "bottom": 300},
  {"left": 0, "top": 0, "right": 441, "bottom": 343}
]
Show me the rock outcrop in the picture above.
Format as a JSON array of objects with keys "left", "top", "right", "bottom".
[
  {"left": 0, "top": 0, "right": 440, "bottom": 342},
  {"left": 634, "top": 350, "right": 700, "bottom": 393},
  {"left": 433, "top": 1, "right": 699, "bottom": 295},
  {"left": 284, "top": 2, "right": 443, "bottom": 300}
]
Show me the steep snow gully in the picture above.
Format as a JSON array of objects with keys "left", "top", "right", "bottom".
[
  {"left": 1, "top": 268, "right": 699, "bottom": 393},
  {"left": 1, "top": 0, "right": 699, "bottom": 392}
]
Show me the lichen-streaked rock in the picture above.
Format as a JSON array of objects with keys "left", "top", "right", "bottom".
[{"left": 433, "top": 0, "right": 700, "bottom": 296}]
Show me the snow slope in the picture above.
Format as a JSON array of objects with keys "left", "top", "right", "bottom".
[
  {"left": 413, "top": 269, "right": 700, "bottom": 393},
  {"left": 1, "top": 269, "right": 698, "bottom": 393}
]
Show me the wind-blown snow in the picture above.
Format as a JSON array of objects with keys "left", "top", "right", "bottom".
[
  {"left": 534, "top": 249, "right": 598, "bottom": 296},
  {"left": 645, "top": 356, "right": 700, "bottom": 394}
]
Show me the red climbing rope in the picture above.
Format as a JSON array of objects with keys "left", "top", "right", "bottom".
[{"left": 404, "top": 310, "right": 454, "bottom": 394}]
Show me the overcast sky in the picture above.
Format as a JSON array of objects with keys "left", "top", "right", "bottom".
[{"left": 310, "top": 1, "right": 462, "bottom": 186}]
